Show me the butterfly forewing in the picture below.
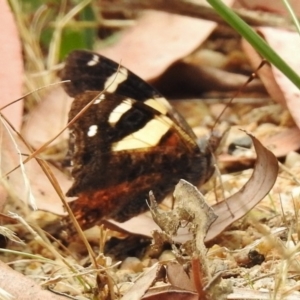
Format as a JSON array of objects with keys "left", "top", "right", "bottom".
[
  {"left": 62, "top": 50, "right": 161, "bottom": 100},
  {"left": 61, "top": 50, "right": 197, "bottom": 139}
]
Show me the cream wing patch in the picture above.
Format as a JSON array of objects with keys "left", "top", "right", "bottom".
[
  {"left": 144, "top": 98, "right": 168, "bottom": 115},
  {"left": 104, "top": 67, "right": 128, "bottom": 93},
  {"left": 112, "top": 116, "right": 172, "bottom": 151},
  {"left": 94, "top": 93, "right": 105, "bottom": 104},
  {"left": 108, "top": 100, "right": 133, "bottom": 125}
]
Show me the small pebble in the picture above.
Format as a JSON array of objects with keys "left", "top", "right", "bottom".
[
  {"left": 159, "top": 250, "right": 175, "bottom": 261},
  {"left": 285, "top": 151, "right": 300, "bottom": 168},
  {"left": 120, "top": 257, "right": 143, "bottom": 272},
  {"left": 228, "top": 135, "right": 252, "bottom": 155}
]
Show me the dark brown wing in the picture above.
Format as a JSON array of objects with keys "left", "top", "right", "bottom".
[
  {"left": 67, "top": 91, "right": 212, "bottom": 225},
  {"left": 61, "top": 50, "right": 214, "bottom": 226}
]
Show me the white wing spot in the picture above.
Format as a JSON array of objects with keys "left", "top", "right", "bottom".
[
  {"left": 87, "top": 54, "right": 100, "bottom": 66},
  {"left": 87, "top": 125, "right": 98, "bottom": 137},
  {"left": 94, "top": 93, "right": 105, "bottom": 104}
]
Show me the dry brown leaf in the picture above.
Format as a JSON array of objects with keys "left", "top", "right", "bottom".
[
  {"left": 21, "top": 87, "right": 72, "bottom": 149},
  {"left": 121, "top": 263, "right": 162, "bottom": 300},
  {"left": 0, "top": 0, "right": 24, "bottom": 131},
  {"left": 152, "top": 63, "right": 265, "bottom": 97},
  {"left": 205, "top": 134, "right": 278, "bottom": 241},
  {"left": 99, "top": 3, "right": 234, "bottom": 81},
  {"left": 242, "top": 27, "right": 300, "bottom": 128},
  {"left": 143, "top": 287, "right": 198, "bottom": 300},
  {"left": 166, "top": 262, "right": 196, "bottom": 292},
  {"left": 0, "top": 260, "right": 69, "bottom": 300},
  {"left": 263, "top": 126, "right": 300, "bottom": 157},
  {"left": 0, "top": 120, "right": 71, "bottom": 215},
  {"left": 234, "top": 0, "right": 300, "bottom": 15},
  {"left": 102, "top": 213, "right": 159, "bottom": 238}
]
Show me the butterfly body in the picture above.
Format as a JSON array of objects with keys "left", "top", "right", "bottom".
[{"left": 61, "top": 50, "right": 213, "bottom": 230}]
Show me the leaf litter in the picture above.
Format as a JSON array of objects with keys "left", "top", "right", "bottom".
[{"left": 3, "top": 1, "right": 300, "bottom": 300}]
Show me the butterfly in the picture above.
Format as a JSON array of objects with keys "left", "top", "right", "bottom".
[{"left": 60, "top": 50, "right": 214, "bottom": 230}]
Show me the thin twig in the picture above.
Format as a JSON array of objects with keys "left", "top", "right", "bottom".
[{"left": 100, "top": 0, "right": 296, "bottom": 31}]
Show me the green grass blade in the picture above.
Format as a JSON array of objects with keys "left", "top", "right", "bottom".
[{"left": 207, "top": 0, "right": 300, "bottom": 89}]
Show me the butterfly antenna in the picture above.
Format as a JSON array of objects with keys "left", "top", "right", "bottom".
[
  {"left": 209, "top": 59, "right": 267, "bottom": 214},
  {"left": 211, "top": 59, "right": 267, "bottom": 133}
]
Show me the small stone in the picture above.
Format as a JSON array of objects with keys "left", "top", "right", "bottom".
[
  {"left": 120, "top": 257, "right": 143, "bottom": 272},
  {"left": 228, "top": 135, "right": 252, "bottom": 155},
  {"left": 285, "top": 151, "right": 300, "bottom": 168},
  {"left": 159, "top": 250, "right": 175, "bottom": 261}
]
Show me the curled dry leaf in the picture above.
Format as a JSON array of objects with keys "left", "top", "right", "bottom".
[
  {"left": 0, "top": 261, "right": 69, "bottom": 300},
  {"left": 242, "top": 27, "right": 300, "bottom": 129},
  {"left": 205, "top": 134, "right": 278, "bottom": 242}
]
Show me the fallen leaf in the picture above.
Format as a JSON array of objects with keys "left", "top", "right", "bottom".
[
  {"left": 143, "top": 287, "right": 198, "bottom": 300},
  {"left": 0, "top": 0, "right": 24, "bottom": 131},
  {"left": 21, "top": 87, "right": 72, "bottom": 149},
  {"left": 262, "top": 126, "right": 300, "bottom": 157},
  {"left": 205, "top": 134, "right": 278, "bottom": 241},
  {"left": 152, "top": 62, "right": 265, "bottom": 97},
  {"left": 242, "top": 27, "right": 300, "bottom": 128},
  {"left": 99, "top": 4, "right": 234, "bottom": 81},
  {"left": 0, "top": 260, "right": 69, "bottom": 300},
  {"left": 234, "top": 0, "right": 300, "bottom": 16},
  {"left": 166, "top": 262, "right": 196, "bottom": 292},
  {"left": 121, "top": 263, "right": 162, "bottom": 300},
  {"left": 1, "top": 120, "right": 71, "bottom": 215}
]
